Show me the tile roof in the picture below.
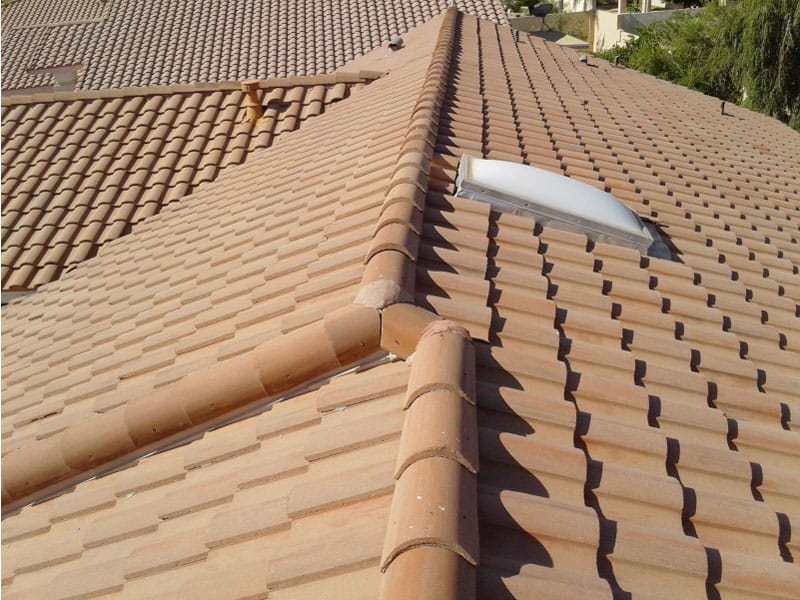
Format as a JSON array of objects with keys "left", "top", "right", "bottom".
[
  {"left": 1, "top": 0, "right": 508, "bottom": 92},
  {"left": 2, "top": 359, "right": 407, "bottom": 598},
  {"left": 3, "top": 8, "right": 800, "bottom": 599},
  {"left": 1, "top": 73, "right": 380, "bottom": 291}
]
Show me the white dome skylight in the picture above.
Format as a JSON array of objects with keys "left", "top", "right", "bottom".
[{"left": 455, "top": 155, "right": 655, "bottom": 254}]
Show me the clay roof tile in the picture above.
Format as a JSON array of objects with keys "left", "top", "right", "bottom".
[{"left": 2, "top": 8, "right": 799, "bottom": 600}]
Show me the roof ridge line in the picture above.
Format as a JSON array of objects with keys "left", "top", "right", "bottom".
[
  {"left": 0, "top": 71, "right": 384, "bottom": 106},
  {"left": 379, "top": 318, "right": 479, "bottom": 599},
  {"left": 354, "top": 7, "right": 459, "bottom": 310},
  {"left": 1, "top": 304, "right": 382, "bottom": 514}
]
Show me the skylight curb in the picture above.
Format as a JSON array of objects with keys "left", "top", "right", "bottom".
[{"left": 456, "top": 154, "right": 655, "bottom": 254}]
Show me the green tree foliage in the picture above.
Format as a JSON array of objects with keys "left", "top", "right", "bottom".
[
  {"left": 731, "top": 0, "right": 800, "bottom": 128},
  {"left": 600, "top": 0, "right": 800, "bottom": 130}
]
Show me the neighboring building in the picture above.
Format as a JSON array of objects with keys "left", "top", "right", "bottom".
[
  {"left": 509, "top": 1, "right": 700, "bottom": 52},
  {"left": 593, "top": 2, "right": 700, "bottom": 52},
  {"left": 2, "top": 8, "right": 799, "bottom": 600}
]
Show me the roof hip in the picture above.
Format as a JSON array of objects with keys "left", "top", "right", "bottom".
[
  {"left": 356, "top": 7, "right": 459, "bottom": 309},
  {"left": 380, "top": 318, "right": 479, "bottom": 600},
  {"left": 2, "top": 304, "right": 382, "bottom": 514}
]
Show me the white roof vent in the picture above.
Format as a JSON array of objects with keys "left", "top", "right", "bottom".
[{"left": 455, "top": 154, "right": 654, "bottom": 253}]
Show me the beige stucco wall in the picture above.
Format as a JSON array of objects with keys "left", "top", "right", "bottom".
[{"left": 593, "top": 7, "right": 699, "bottom": 52}]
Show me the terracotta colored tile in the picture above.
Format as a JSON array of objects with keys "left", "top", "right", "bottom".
[
  {"left": 256, "top": 392, "right": 321, "bottom": 439},
  {"left": 177, "top": 560, "right": 270, "bottom": 600},
  {"left": 267, "top": 565, "right": 379, "bottom": 600},
  {"left": 205, "top": 497, "right": 290, "bottom": 549},
  {"left": 1, "top": 508, "right": 52, "bottom": 544},
  {"left": 50, "top": 484, "right": 117, "bottom": 523},
  {"left": 11, "top": 530, "right": 83, "bottom": 574},
  {"left": 479, "top": 427, "right": 587, "bottom": 503},
  {"left": 565, "top": 340, "right": 636, "bottom": 382},
  {"left": 692, "top": 493, "right": 781, "bottom": 557},
  {"left": 83, "top": 501, "right": 160, "bottom": 548},
  {"left": 316, "top": 361, "right": 409, "bottom": 412},
  {"left": 381, "top": 545, "right": 475, "bottom": 600},
  {"left": 158, "top": 474, "right": 236, "bottom": 520},
  {"left": 124, "top": 531, "right": 208, "bottom": 580},
  {"left": 396, "top": 389, "right": 479, "bottom": 477},
  {"left": 477, "top": 345, "right": 566, "bottom": 391},
  {"left": 111, "top": 450, "right": 187, "bottom": 497},
  {"left": 583, "top": 416, "right": 670, "bottom": 474},
  {"left": 734, "top": 419, "right": 800, "bottom": 473},
  {"left": 478, "top": 563, "right": 611, "bottom": 599},
  {"left": 418, "top": 294, "right": 493, "bottom": 342},
  {"left": 673, "top": 440, "right": 754, "bottom": 498},
  {"left": 305, "top": 409, "right": 403, "bottom": 462},
  {"left": 184, "top": 419, "right": 261, "bottom": 470},
  {"left": 478, "top": 488, "right": 599, "bottom": 572},
  {"left": 593, "top": 460, "right": 684, "bottom": 529},
  {"left": 477, "top": 383, "right": 574, "bottom": 441},
  {"left": 267, "top": 496, "right": 389, "bottom": 591},
  {"left": 287, "top": 442, "right": 397, "bottom": 518},
  {"left": 406, "top": 326, "right": 475, "bottom": 407},
  {"left": 608, "top": 522, "right": 708, "bottom": 596},
  {"left": 382, "top": 456, "right": 478, "bottom": 569},
  {"left": 47, "top": 559, "right": 126, "bottom": 600},
  {"left": 716, "top": 549, "right": 800, "bottom": 599}
]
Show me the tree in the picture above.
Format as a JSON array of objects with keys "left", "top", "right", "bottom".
[
  {"left": 729, "top": 0, "right": 800, "bottom": 128},
  {"left": 600, "top": 0, "right": 800, "bottom": 130}
]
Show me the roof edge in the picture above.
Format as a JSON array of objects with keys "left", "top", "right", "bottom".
[
  {"left": 379, "top": 318, "right": 479, "bottom": 599},
  {"left": 0, "top": 71, "right": 384, "bottom": 106},
  {"left": 355, "top": 7, "right": 459, "bottom": 309},
  {"left": 1, "top": 303, "right": 381, "bottom": 514}
]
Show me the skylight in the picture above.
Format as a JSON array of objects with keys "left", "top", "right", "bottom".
[{"left": 455, "top": 155, "right": 655, "bottom": 254}]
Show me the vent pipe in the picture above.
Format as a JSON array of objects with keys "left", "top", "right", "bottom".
[{"left": 241, "top": 80, "right": 263, "bottom": 123}]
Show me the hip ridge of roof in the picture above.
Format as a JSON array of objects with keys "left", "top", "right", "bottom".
[
  {"left": 1, "top": 303, "right": 382, "bottom": 514},
  {"left": 356, "top": 7, "right": 459, "bottom": 310}
]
